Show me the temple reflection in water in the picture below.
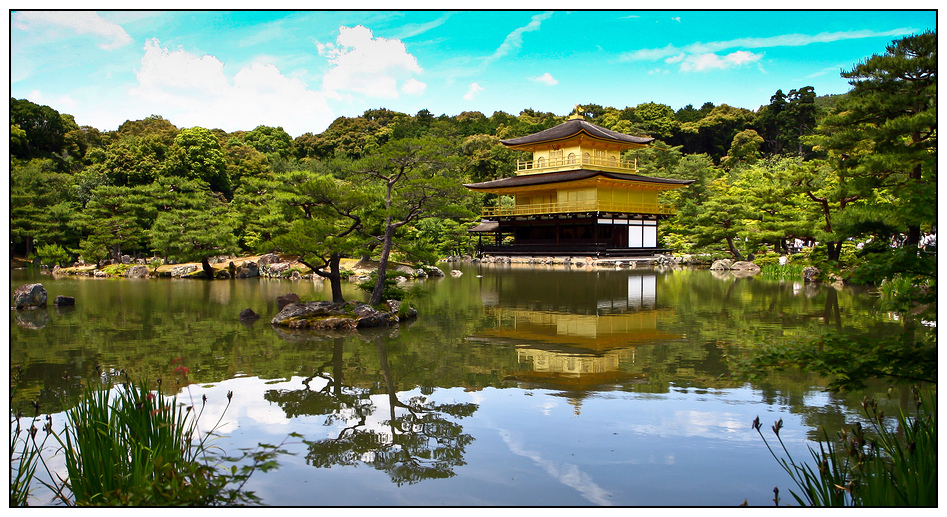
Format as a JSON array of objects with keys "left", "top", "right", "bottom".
[{"left": 471, "top": 267, "right": 683, "bottom": 413}]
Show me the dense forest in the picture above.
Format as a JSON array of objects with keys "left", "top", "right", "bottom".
[{"left": 10, "top": 32, "right": 936, "bottom": 290}]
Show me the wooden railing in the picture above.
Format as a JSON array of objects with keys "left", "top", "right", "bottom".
[
  {"left": 516, "top": 155, "right": 638, "bottom": 172},
  {"left": 482, "top": 201, "right": 674, "bottom": 217}
]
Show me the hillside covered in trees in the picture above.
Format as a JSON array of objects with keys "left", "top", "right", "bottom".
[{"left": 10, "top": 32, "right": 936, "bottom": 290}]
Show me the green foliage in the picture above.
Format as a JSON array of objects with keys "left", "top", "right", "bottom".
[
  {"left": 148, "top": 194, "right": 238, "bottom": 266},
  {"left": 351, "top": 136, "right": 472, "bottom": 305},
  {"left": 10, "top": 98, "right": 69, "bottom": 161},
  {"left": 731, "top": 329, "right": 936, "bottom": 392},
  {"left": 15, "top": 377, "right": 292, "bottom": 506},
  {"left": 34, "top": 243, "right": 70, "bottom": 267},
  {"left": 99, "top": 263, "right": 132, "bottom": 276},
  {"left": 75, "top": 184, "right": 158, "bottom": 262},
  {"left": 757, "top": 263, "right": 806, "bottom": 284},
  {"left": 720, "top": 128, "right": 764, "bottom": 168},
  {"left": 10, "top": 375, "right": 51, "bottom": 507},
  {"left": 242, "top": 125, "right": 295, "bottom": 160},
  {"left": 753, "top": 387, "right": 936, "bottom": 506},
  {"left": 357, "top": 270, "right": 408, "bottom": 301},
  {"left": 806, "top": 31, "right": 936, "bottom": 246},
  {"left": 165, "top": 127, "right": 231, "bottom": 194}
]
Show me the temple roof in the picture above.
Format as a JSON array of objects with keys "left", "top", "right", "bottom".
[
  {"left": 464, "top": 169, "right": 694, "bottom": 191},
  {"left": 500, "top": 118, "right": 654, "bottom": 148}
]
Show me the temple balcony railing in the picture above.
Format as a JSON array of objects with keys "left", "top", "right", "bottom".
[
  {"left": 481, "top": 201, "right": 675, "bottom": 218},
  {"left": 515, "top": 156, "right": 639, "bottom": 173}
]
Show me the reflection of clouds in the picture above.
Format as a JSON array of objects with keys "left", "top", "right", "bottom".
[
  {"left": 539, "top": 399, "right": 558, "bottom": 415},
  {"left": 498, "top": 428, "right": 612, "bottom": 506},
  {"left": 181, "top": 377, "right": 299, "bottom": 434}
]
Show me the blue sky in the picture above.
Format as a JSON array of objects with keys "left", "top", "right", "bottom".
[{"left": 8, "top": 9, "right": 937, "bottom": 137}]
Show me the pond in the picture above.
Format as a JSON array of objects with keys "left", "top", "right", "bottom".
[{"left": 9, "top": 263, "right": 907, "bottom": 506}]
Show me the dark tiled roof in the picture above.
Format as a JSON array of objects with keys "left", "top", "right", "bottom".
[
  {"left": 467, "top": 220, "right": 499, "bottom": 233},
  {"left": 464, "top": 169, "right": 694, "bottom": 190},
  {"left": 500, "top": 118, "right": 654, "bottom": 147}
]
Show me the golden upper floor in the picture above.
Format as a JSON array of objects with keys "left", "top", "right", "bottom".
[{"left": 501, "top": 115, "right": 653, "bottom": 175}]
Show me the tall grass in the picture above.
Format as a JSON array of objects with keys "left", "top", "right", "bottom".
[
  {"left": 11, "top": 376, "right": 292, "bottom": 506},
  {"left": 54, "top": 380, "right": 211, "bottom": 505},
  {"left": 753, "top": 386, "right": 936, "bottom": 506},
  {"left": 9, "top": 382, "right": 53, "bottom": 507}
]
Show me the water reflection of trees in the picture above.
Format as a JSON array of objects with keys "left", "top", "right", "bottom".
[{"left": 264, "top": 337, "right": 477, "bottom": 486}]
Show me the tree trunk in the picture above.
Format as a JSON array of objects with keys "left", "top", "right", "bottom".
[
  {"left": 301, "top": 255, "right": 346, "bottom": 304},
  {"left": 725, "top": 236, "right": 744, "bottom": 261},
  {"left": 826, "top": 241, "right": 843, "bottom": 262},
  {"left": 201, "top": 256, "right": 215, "bottom": 279},
  {"left": 327, "top": 253, "right": 345, "bottom": 304},
  {"left": 369, "top": 219, "right": 396, "bottom": 306}
]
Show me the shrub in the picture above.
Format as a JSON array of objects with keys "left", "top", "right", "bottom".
[
  {"left": 357, "top": 270, "right": 407, "bottom": 301},
  {"left": 34, "top": 244, "right": 70, "bottom": 267}
]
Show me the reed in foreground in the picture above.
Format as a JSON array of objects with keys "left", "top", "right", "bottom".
[
  {"left": 752, "top": 386, "right": 936, "bottom": 506},
  {"left": 13, "top": 377, "right": 292, "bottom": 506}
]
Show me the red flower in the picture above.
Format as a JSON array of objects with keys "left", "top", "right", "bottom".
[{"left": 174, "top": 366, "right": 190, "bottom": 375}]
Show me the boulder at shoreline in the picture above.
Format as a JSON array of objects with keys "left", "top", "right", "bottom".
[
  {"left": 13, "top": 283, "right": 47, "bottom": 310},
  {"left": 271, "top": 300, "right": 413, "bottom": 331}
]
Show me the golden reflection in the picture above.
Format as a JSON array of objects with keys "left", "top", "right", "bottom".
[{"left": 472, "top": 271, "right": 684, "bottom": 410}]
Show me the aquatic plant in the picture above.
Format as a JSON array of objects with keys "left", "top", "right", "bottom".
[
  {"left": 11, "top": 372, "right": 292, "bottom": 506},
  {"left": 753, "top": 386, "right": 936, "bottom": 506},
  {"left": 9, "top": 370, "right": 53, "bottom": 507}
]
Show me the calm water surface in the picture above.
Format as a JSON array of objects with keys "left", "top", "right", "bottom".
[{"left": 9, "top": 264, "right": 904, "bottom": 506}]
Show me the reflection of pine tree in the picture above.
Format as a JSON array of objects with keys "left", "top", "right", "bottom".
[{"left": 265, "top": 338, "right": 477, "bottom": 485}]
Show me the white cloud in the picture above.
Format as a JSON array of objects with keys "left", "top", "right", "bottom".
[
  {"left": 12, "top": 11, "right": 132, "bottom": 50},
  {"left": 129, "top": 38, "right": 333, "bottom": 136},
  {"left": 318, "top": 25, "right": 425, "bottom": 100},
  {"left": 394, "top": 11, "right": 455, "bottom": 39},
  {"left": 26, "top": 90, "right": 78, "bottom": 111},
  {"left": 621, "top": 27, "right": 918, "bottom": 64},
  {"left": 530, "top": 72, "right": 558, "bottom": 86},
  {"left": 482, "top": 11, "right": 553, "bottom": 68},
  {"left": 676, "top": 50, "right": 764, "bottom": 72},
  {"left": 401, "top": 77, "right": 427, "bottom": 95},
  {"left": 463, "top": 82, "right": 484, "bottom": 101}
]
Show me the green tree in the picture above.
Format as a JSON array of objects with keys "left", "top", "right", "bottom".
[
  {"left": 674, "top": 102, "right": 715, "bottom": 123},
  {"left": 87, "top": 134, "right": 170, "bottom": 187},
  {"left": 266, "top": 170, "right": 369, "bottom": 303},
  {"left": 351, "top": 138, "right": 471, "bottom": 305},
  {"left": 678, "top": 104, "right": 755, "bottom": 160},
  {"left": 807, "top": 31, "right": 936, "bottom": 247},
  {"left": 688, "top": 177, "right": 749, "bottom": 259},
  {"left": 35, "top": 243, "right": 69, "bottom": 267},
  {"left": 459, "top": 133, "right": 516, "bottom": 183},
  {"left": 165, "top": 127, "right": 231, "bottom": 195},
  {"left": 148, "top": 189, "right": 238, "bottom": 277},
  {"left": 9, "top": 159, "right": 79, "bottom": 260},
  {"left": 720, "top": 129, "right": 764, "bottom": 169},
  {"left": 757, "top": 87, "right": 817, "bottom": 156},
  {"left": 116, "top": 115, "right": 179, "bottom": 145},
  {"left": 222, "top": 141, "right": 270, "bottom": 190},
  {"left": 632, "top": 102, "right": 676, "bottom": 139},
  {"left": 732, "top": 158, "right": 814, "bottom": 253},
  {"left": 75, "top": 184, "right": 156, "bottom": 263},
  {"left": 243, "top": 125, "right": 295, "bottom": 161},
  {"left": 9, "top": 98, "right": 69, "bottom": 160},
  {"left": 229, "top": 172, "right": 287, "bottom": 251}
]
